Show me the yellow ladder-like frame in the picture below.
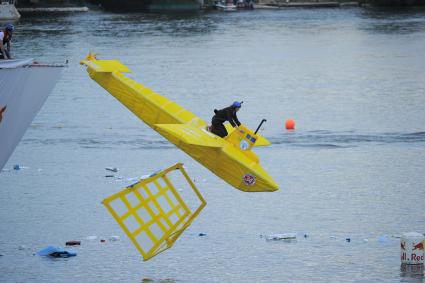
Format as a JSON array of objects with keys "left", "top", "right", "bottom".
[{"left": 103, "top": 163, "right": 206, "bottom": 261}]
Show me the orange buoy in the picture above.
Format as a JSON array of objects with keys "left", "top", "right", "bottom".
[{"left": 285, "top": 119, "right": 295, "bottom": 130}]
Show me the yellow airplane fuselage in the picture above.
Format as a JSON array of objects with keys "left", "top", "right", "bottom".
[{"left": 81, "top": 56, "right": 279, "bottom": 192}]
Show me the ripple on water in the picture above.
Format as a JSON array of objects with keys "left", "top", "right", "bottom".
[{"left": 269, "top": 131, "right": 425, "bottom": 148}]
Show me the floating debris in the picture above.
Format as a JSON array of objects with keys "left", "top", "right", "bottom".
[
  {"left": 109, "top": 236, "right": 120, "bottom": 241},
  {"left": 378, "top": 235, "right": 389, "bottom": 244},
  {"left": 66, "top": 241, "right": 81, "bottom": 246},
  {"left": 198, "top": 233, "right": 207, "bottom": 237},
  {"left": 18, "top": 245, "right": 27, "bottom": 250},
  {"left": 105, "top": 167, "right": 119, "bottom": 172},
  {"left": 13, "top": 165, "right": 29, "bottom": 170},
  {"left": 102, "top": 163, "right": 206, "bottom": 261},
  {"left": 53, "top": 124, "right": 64, "bottom": 129},
  {"left": 266, "top": 233, "right": 297, "bottom": 241},
  {"left": 37, "top": 246, "right": 76, "bottom": 258},
  {"left": 140, "top": 172, "right": 159, "bottom": 180}
]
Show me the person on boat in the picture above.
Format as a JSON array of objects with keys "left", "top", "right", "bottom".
[
  {"left": 210, "top": 101, "right": 242, "bottom": 138},
  {"left": 0, "top": 24, "right": 14, "bottom": 60},
  {"left": 0, "top": 105, "right": 6, "bottom": 124}
]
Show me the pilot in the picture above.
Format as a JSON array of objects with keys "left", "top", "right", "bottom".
[
  {"left": 0, "top": 24, "right": 14, "bottom": 60},
  {"left": 210, "top": 101, "right": 242, "bottom": 138}
]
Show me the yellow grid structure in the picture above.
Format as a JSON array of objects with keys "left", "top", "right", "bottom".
[{"left": 103, "top": 163, "right": 206, "bottom": 261}]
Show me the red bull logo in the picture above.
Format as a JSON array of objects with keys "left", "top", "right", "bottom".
[
  {"left": 243, "top": 174, "right": 256, "bottom": 186},
  {"left": 413, "top": 242, "right": 424, "bottom": 251},
  {"left": 410, "top": 241, "right": 425, "bottom": 263},
  {"left": 401, "top": 236, "right": 424, "bottom": 264},
  {"left": 0, "top": 105, "right": 6, "bottom": 124}
]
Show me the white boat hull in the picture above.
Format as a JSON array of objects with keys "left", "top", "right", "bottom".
[
  {"left": 215, "top": 3, "right": 237, "bottom": 10},
  {"left": 0, "top": 2, "right": 20, "bottom": 21},
  {"left": 0, "top": 59, "right": 64, "bottom": 171}
]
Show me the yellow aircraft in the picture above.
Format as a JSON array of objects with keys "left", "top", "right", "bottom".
[{"left": 81, "top": 55, "right": 279, "bottom": 192}]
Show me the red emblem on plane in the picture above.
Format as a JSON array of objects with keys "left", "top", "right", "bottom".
[{"left": 243, "top": 174, "right": 256, "bottom": 186}]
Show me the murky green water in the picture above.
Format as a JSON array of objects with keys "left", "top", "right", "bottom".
[{"left": 1, "top": 7, "right": 425, "bottom": 282}]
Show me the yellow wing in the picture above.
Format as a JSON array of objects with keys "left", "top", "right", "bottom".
[
  {"left": 155, "top": 124, "right": 223, "bottom": 148},
  {"left": 80, "top": 58, "right": 206, "bottom": 128}
]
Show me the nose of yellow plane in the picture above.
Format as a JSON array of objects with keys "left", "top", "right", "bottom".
[
  {"left": 260, "top": 179, "right": 279, "bottom": 192},
  {"left": 267, "top": 179, "right": 280, "bottom": 192}
]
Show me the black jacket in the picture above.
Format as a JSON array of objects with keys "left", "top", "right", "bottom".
[
  {"left": 212, "top": 106, "right": 241, "bottom": 127},
  {"left": 2, "top": 31, "right": 11, "bottom": 44}
]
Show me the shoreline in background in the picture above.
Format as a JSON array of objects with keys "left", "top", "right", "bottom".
[
  {"left": 254, "top": 1, "right": 359, "bottom": 9},
  {"left": 13, "top": 0, "right": 425, "bottom": 12}
]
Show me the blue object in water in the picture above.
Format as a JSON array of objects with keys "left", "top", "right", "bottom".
[
  {"left": 37, "top": 246, "right": 76, "bottom": 258},
  {"left": 13, "top": 164, "right": 20, "bottom": 170},
  {"left": 198, "top": 233, "right": 207, "bottom": 237},
  {"left": 346, "top": 238, "right": 351, "bottom": 242},
  {"left": 378, "top": 235, "right": 388, "bottom": 244}
]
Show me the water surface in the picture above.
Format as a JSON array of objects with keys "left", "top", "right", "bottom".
[{"left": 1, "top": 7, "right": 425, "bottom": 283}]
